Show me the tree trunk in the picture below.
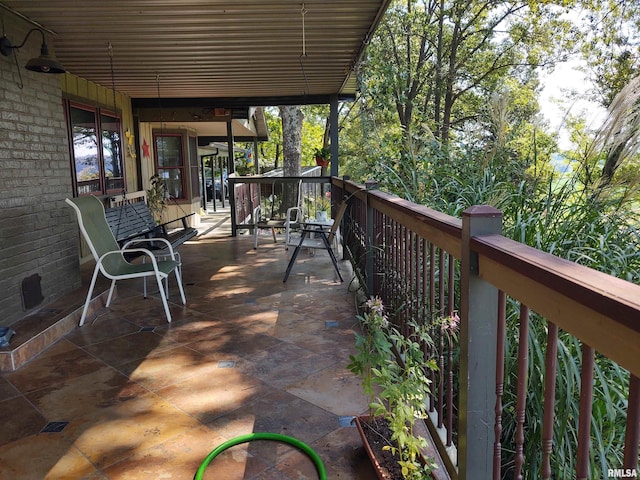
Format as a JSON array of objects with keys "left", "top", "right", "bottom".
[
  {"left": 280, "top": 105, "right": 303, "bottom": 177},
  {"left": 279, "top": 105, "right": 303, "bottom": 215}
]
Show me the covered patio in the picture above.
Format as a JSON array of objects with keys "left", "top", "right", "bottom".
[
  {"left": 0, "top": 213, "right": 377, "bottom": 479},
  {"left": 2, "top": 1, "right": 640, "bottom": 478}
]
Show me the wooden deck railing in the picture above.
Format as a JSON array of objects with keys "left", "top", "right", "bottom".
[{"left": 332, "top": 176, "right": 640, "bottom": 480}]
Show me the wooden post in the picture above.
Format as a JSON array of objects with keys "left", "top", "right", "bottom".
[{"left": 459, "top": 205, "right": 503, "bottom": 479}]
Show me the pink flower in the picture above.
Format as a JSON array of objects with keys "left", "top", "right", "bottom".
[
  {"left": 441, "top": 312, "right": 460, "bottom": 333},
  {"left": 365, "top": 296, "right": 385, "bottom": 316}
]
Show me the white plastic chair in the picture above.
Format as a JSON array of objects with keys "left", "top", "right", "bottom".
[
  {"left": 66, "top": 196, "right": 186, "bottom": 325},
  {"left": 253, "top": 179, "right": 303, "bottom": 248}
]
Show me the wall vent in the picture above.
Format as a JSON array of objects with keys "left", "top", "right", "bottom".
[{"left": 21, "top": 274, "right": 44, "bottom": 310}]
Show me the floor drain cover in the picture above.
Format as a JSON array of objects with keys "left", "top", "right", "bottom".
[
  {"left": 41, "top": 421, "right": 69, "bottom": 433},
  {"left": 338, "top": 416, "right": 355, "bottom": 427}
]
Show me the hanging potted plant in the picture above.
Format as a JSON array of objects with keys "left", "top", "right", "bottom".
[
  {"left": 314, "top": 147, "right": 331, "bottom": 167},
  {"left": 348, "top": 297, "right": 456, "bottom": 479},
  {"left": 146, "top": 174, "right": 168, "bottom": 225}
]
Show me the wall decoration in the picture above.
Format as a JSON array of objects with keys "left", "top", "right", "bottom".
[
  {"left": 125, "top": 129, "right": 137, "bottom": 158},
  {"left": 142, "top": 138, "right": 151, "bottom": 158}
]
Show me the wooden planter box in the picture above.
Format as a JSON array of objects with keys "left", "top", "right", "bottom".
[{"left": 354, "top": 415, "right": 442, "bottom": 480}]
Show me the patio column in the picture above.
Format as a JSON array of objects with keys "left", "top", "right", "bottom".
[
  {"left": 459, "top": 205, "right": 502, "bottom": 480},
  {"left": 329, "top": 94, "right": 339, "bottom": 178},
  {"left": 227, "top": 121, "right": 237, "bottom": 236},
  {"left": 253, "top": 138, "right": 259, "bottom": 175}
]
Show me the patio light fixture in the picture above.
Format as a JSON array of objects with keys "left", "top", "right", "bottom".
[{"left": 0, "top": 28, "right": 66, "bottom": 73}]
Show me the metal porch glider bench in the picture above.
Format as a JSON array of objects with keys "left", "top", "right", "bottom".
[{"left": 105, "top": 201, "right": 197, "bottom": 251}]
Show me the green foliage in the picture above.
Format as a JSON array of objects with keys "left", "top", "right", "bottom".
[
  {"left": 349, "top": 96, "right": 640, "bottom": 477},
  {"left": 465, "top": 169, "right": 638, "bottom": 478},
  {"left": 349, "top": 297, "right": 459, "bottom": 479},
  {"left": 357, "top": 0, "right": 573, "bottom": 150},
  {"left": 578, "top": 0, "right": 640, "bottom": 107},
  {"left": 146, "top": 175, "right": 167, "bottom": 223},
  {"left": 258, "top": 106, "right": 332, "bottom": 171},
  {"left": 336, "top": 3, "right": 640, "bottom": 477},
  {"left": 259, "top": 108, "right": 283, "bottom": 170},
  {"left": 313, "top": 147, "right": 331, "bottom": 160}
]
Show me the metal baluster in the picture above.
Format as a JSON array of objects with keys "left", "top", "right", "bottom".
[
  {"left": 493, "top": 290, "right": 506, "bottom": 480},
  {"left": 514, "top": 304, "right": 530, "bottom": 480},
  {"left": 541, "top": 322, "right": 559, "bottom": 480},
  {"left": 576, "top": 344, "right": 594, "bottom": 480},
  {"left": 428, "top": 241, "right": 436, "bottom": 412},
  {"left": 422, "top": 238, "right": 427, "bottom": 328},
  {"left": 439, "top": 248, "right": 445, "bottom": 317},
  {"left": 437, "top": 247, "right": 446, "bottom": 426},
  {"left": 446, "top": 253, "right": 455, "bottom": 446},
  {"left": 415, "top": 235, "right": 421, "bottom": 347},
  {"left": 377, "top": 212, "right": 383, "bottom": 300},
  {"left": 381, "top": 212, "right": 388, "bottom": 300},
  {"left": 624, "top": 374, "right": 640, "bottom": 469},
  {"left": 393, "top": 219, "right": 398, "bottom": 306},
  {"left": 404, "top": 226, "right": 409, "bottom": 332},
  {"left": 404, "top": 226, "right": 410, "bottom": 333}
]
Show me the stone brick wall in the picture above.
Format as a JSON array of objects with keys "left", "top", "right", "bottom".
[{"left": 0, "top": 18, "right": 80, "bottom": 325}]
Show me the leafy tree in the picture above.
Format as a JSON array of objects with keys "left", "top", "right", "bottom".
[
  {"left": 579, "top": 0, "right": 640, "bottom": 107},
  {"left": 359, "top": 0, "right": 574, "bottom": 150},
  {"left": 577, "top": 1, "right": 640, "bottom": 185},
  {"left": 259, "top": 107, "right": 283, "bottom": 171},
  {"left": 259, "top": 105, "right": 329, "bottom": 172}
]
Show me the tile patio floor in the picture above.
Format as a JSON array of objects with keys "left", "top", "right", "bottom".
[{"left": 0, "top": 213, "right": 376, "bottom": 479}]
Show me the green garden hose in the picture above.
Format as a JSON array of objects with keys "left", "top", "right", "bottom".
[{"left": 193, "top": 432, "right": 327, "bottom": 480}]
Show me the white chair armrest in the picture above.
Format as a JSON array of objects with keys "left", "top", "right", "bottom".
[
  {"left": 98, "top": 248, "right": 162, "bottom": 272},
  {"left": 253, "top": 205, "right": 261, "bottom": 223},
  {"left": 285, "top": 207, "right": 305, "bottom": 246},
  {"left": 286, "top": 206, "right": 303, "bottom": 224},
  {"left": 122, "top": 237, "right": 177, "bottom": 259}
]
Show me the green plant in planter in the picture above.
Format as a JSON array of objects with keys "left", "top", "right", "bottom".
[
  {"left": 348, "top": 297, "right": 394, "bottom": 408},
  {"left": 314, "top": 147, "right": 331, "bottom": 167},
  {"left": 315, "top": 193, "right": 332, "bottom": 219},
  {"left": 314, "top": 147, "right": 331, "bottom": 161},
  {"left": 348, "top": 297, "right": 456, "bottom": 479},
  {"left": 377, "top": 324, "right": 436, "bottom": 479},
  {"left": 146, "top": 174, "right": 167, "bottom": 224}
]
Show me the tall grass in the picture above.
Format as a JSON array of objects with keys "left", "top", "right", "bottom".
[
  {"left": 347, "top": 72, "right": 640, "bottom": 477},
  {"left": 358, "top": 111, "right": 640, "bottom": 477},
  {"left": 498, "top": 162, "right": 639, "bottom": 478}
]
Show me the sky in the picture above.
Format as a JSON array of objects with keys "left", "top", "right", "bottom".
[{"left": 538, "top": 60, "right": 608, "bottom": 150}]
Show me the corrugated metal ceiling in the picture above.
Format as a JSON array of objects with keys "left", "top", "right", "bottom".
[{"left": 1, "top": 0, "right": 390, "bottom": 103}]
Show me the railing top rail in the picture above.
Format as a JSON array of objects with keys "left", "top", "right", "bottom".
[
  {"left": 229, "top": 175, "right": 331, "bottom": 184},
  {"left": 473, "top": 233, "right": 640, "bottom": 377},
  {"left": 334, "top": 177, "right": 462, "bottom": 257}
]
